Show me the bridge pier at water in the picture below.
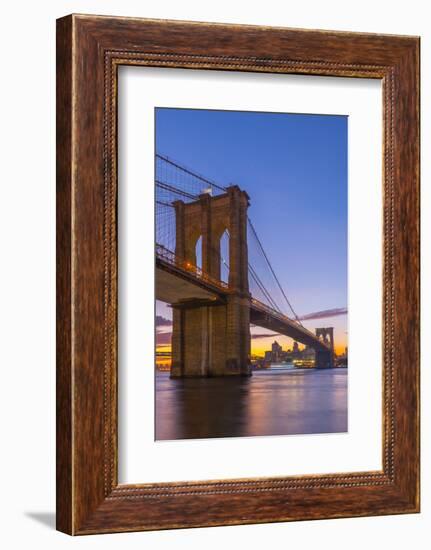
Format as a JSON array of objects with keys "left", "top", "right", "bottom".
[
  {"left": 315, "top": 350, "right": 334, "bottom": 369},
  {"left": 314, "top": 328, "right": 335, "bottom": 368},
  {"left": 171, "top": 295, "right": 251, "bottom": 377}
]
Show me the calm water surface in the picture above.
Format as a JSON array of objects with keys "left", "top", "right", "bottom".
[{"left": 155, "top": 366, "right": 347, "bottom": 440}]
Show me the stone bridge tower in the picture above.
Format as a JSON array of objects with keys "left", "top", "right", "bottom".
[
  {"left": 170, "top": 185, "right": 251, "bottom": 377},
  {"left": 315, "top": 327, "right": 335, "bottom": 368}
]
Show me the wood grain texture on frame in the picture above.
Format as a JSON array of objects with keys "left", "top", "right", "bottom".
[{"left": 56, "top": 14, "right": 420, "bottom": 535}]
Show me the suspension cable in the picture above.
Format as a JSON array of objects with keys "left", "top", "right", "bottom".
[
  {"left": 247, "top": 217, "right": 302, "bottom": 324},
  {"left": 248, "top": 264, "right": 283, "bottom": 313},
  {"left": 155, "top": 180, "right": 198, "bottom": 200},
  {"left": 156, "top": 199, "right": 174, "bottom": 208},
  {"left": 156, "top": 153, "right": 227, "bottom": 193},
  {"left": 215, "top": 234, "right": 281, "bottom": 314}
]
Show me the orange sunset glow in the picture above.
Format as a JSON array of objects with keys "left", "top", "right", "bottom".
[{"left": 156, "top": 316, "right": 348, "bottom": 368}]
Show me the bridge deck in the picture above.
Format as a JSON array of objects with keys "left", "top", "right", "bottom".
[
  {"left": 156, "top": 245, "right": 227, "bottom": 304},
  {"left": 156, "top": 246, "right": 330, "bottom": 352},
  {"left": 249, "top": 300, "right": 330, "bottom": 352}
]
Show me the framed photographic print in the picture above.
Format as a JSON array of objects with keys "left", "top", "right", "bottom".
[{"left": 56, "top": 14, "right": 420, "bottom": 534}]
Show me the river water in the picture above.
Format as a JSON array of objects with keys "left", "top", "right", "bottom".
[{"left": 155, "top": 365, "right": 347, "bottom": 440}]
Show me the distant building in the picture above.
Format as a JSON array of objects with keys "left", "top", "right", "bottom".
[
  {"left": 271, "top": 340, "right": 283, "bottom": 362},
  {"left": 292, "top": 341, "right": 300, "bottom": 359},
  {"left": 335, "top": 346, "right": 348, "bottom": 367}
]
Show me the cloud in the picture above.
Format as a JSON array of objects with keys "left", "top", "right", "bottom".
[
  {"left": 156, "top": 332, "right": 172, "bottom": 345},
  {"left": 298, "top": 307, "right": 347, "bottom": 321},
  {"left": 156, "top": 315, "right": 172, "bottom": 327},
  {"left": 251, "top": 332, "right": 279, "bottom": 340}
]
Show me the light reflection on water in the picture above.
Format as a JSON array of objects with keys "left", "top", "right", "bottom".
[{"left": 155, "top": 366, "right": 347, "bottom": 441}]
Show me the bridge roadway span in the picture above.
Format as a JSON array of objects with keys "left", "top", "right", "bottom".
[{"left": 156, "top": 247, "right": 331, "bottom": 353}]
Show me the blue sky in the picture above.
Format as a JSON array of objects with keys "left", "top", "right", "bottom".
[{"left": 155, "top": 108, "right": 348, "bottom": 353}]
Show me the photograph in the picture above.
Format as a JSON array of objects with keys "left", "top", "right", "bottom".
[{"left": 154, "top": 107, "right": 348, "bottom": 440}]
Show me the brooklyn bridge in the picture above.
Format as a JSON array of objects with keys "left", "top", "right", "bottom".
[{"left": 155, "top": 154, "right": 335, "bottom": 377}]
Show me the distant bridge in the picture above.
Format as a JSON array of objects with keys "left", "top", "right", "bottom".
[{"left": 155, "top": 154, "right": 334, "bottom": 376}]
